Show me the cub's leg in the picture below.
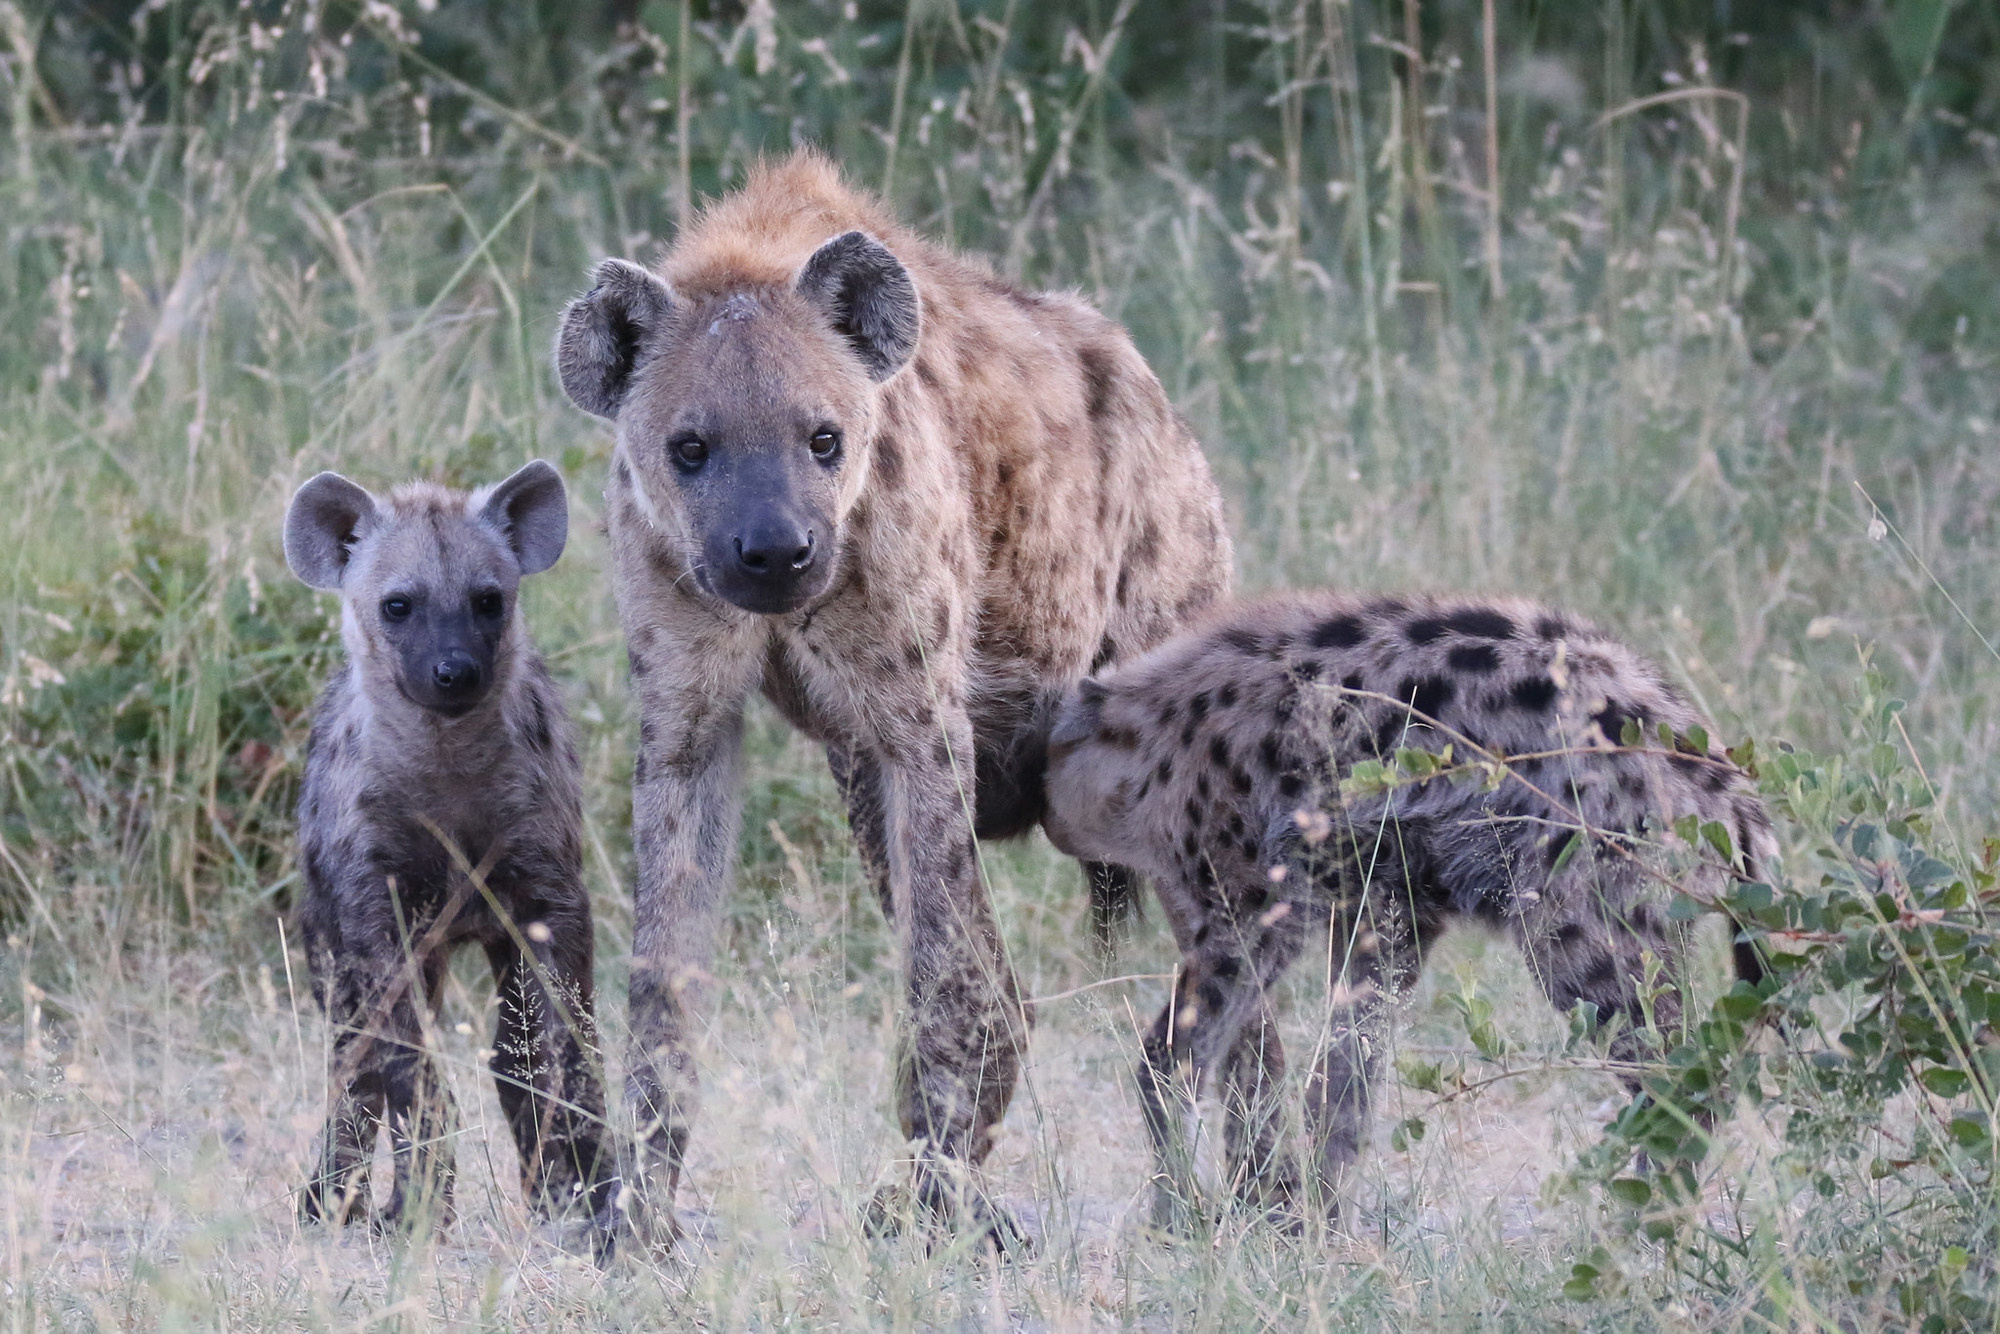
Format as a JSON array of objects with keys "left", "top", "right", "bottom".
[
  {"left": 376, "top": 953, "right": 459, "bottom": 1233},
  {"left": 1300, "top": 850, "right": 1436, "bottom": 1224},
  {"left": 1514, "top": 852, "right": 1689, "bottom": 1084},
  {"left": 300, "top": 955, "right": 385, "bottom": 1226},
  {"left": 485, "top": 928, "right": 613, "bottom": 1230}
]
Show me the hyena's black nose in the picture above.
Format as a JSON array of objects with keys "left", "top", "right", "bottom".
[
  {"left": 734, "top": 524, "right": 815, "bottom": 577},
  {"left": 433, "top": 653, "right": 483, "bottom": 696}
]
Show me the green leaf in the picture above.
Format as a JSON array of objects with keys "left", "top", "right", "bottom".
[
  {"left": 1562, "top": 1265, "right": 1600, "bottom": 1301},
  {"left": 1700, "top": 819, "right": 1734, "bottom": 860},
  {"left": 1921, "top": 1066, "right": 1971, "bottom": 1098},
  {"left": 1549, "top": 831, "right": 1584, "bottom": 874},
  {"left": 1607, "top": 1177, "right": 1652, "bottom": 1207},
  {"left": 1620, "top": 717, "right": 1643, "bottom": 747},
  {"left": 1389, "top": 1116, "right": 1427, "bottom": 1152}
]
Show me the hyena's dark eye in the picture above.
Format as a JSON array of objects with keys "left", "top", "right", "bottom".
[
  {"left": 669, "top": 435, "right": 708, "bottom": 470},
  {"left": 472, "top": 591, "right": 504, "bottom": 619},
  {"left": 809, "top": 427, "right": 842, "bottom": 461},
  {"left": 380, "top": 596, "right": 412, "bottom": 622}
]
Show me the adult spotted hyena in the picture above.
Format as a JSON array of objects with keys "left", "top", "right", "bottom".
[
  {"left": 285, "top": 461, "right": 613, "bottom": 1244},
  {"left": 1043, "top": 592, "right": 1771, "bottom": 1226},
  {"left": 554, "top": 150, "right": 1230, "bottom": 1243}
]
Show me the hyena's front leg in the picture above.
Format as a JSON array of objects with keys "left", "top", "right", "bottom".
[
  {"left": 377, "top": 953, "right": 459, "bottom": 1234},
  {"left": 869, "top": 705, "right": 1030, "bottom": 1247},
  {"left": 300, "top": 959, "right": 385, "bottom": 1226},
  {"left": 623, "top": 658, "right": 752, "bottom": 1250},
  {"left": 485, "top": 920, "right": 612, "bottom": 1232}
]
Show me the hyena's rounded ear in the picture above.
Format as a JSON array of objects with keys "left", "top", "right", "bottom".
[
  {"left": 479, "top": 459, "right": 569, "bottom": 576},
  {"left": 555, "top": 258, "right": 678, "bottom": 419},
  {"left": 796, "top": 230, "right": 920, "bottom": 382},
  {"left": 284, "top": 472, "right": 378, "bottom": 590}
]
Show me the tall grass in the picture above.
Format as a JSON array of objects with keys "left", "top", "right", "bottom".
[{"left": 2, "top": 0, "right": 1998, "bottom": 1327}]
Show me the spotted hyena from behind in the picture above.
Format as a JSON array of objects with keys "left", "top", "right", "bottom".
[
  {"left": 1042, "top": 592, "right": 1772, "bottom": 1226},
  {"left": 284, "top": 461, "right": 614, "bottom": 1246}
]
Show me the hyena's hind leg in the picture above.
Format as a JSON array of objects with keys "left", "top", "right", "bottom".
[
  {"left": 1136, "top": 895, "right": 1312, "bottom": 1231},
  {"left": 1512, "top": 851, "right": 1691, "bottom": 1085}
]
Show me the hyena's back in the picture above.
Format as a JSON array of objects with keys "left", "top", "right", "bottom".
[{"left": 1042, "top": 590, "right": 1774, "bottom": 1225}]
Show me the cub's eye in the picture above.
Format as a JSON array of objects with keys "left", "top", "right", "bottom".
[
  {"left": 808, "top": 428, "right": 842, "bottom": 460},
  {"left": 380, "top": 596, "right": 413, "bottom": 622},
  {"left": 670, "top": 436, "right": 708, "bottom": 469},
  {"left": 472, "top": 591, "right": 504, "bottom": 619}
]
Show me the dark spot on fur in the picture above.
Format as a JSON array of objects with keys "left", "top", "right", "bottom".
[
  {"left": 932, "top": 740, "right": 952, "bottom": 767},
  {"left": 1554, "top": 922, "right": 1589, "bottom": 947},
  {"left": 1373, "top": 715, "right": 1408, "bottom": 755},
  {"left": 1509, "top": 677, "right": 1559, "bottom": 712},
  {"left": 1155, "top": 756, "right": 1174, "bottom": 783},
  {"left": 1208, "top": 737, "right": 1231, "bottom": 769},
  {"left": 1222, "top": 628, "right": 1264, "bottom": 656},
  {"left": 1078, "top": 343, "right": 1118, "bottom": 421},
  {"left": 996, "top": 460, "right": 1014, "bottom": 488},
  {"left": 1273, "top": 695, "right": 1297, "bottom": 723},
  {"left": 1578, "top": 952, "right": 1621, "bottom": 992},
  {"left": 1399, "top": 675, "right": 1456, "bottom": 719},
  {"left": 1258, "top": 735, "right": 1283, "bottom": 772},
  {"left": 628, "top": 649, "right": 650, "bottom": 678},
  {"left": 1115, "top": 567, "right": 1131, "bottom": 605},
  {"left": 1190, "top": 692, "right": 1211, "bottom": 721},
  {"left": 1212, "top": 958, "right": 1242, "bottom": 981},
  {"left": 1195, "top": 773, "right": 1211, "bottom": 799},
  {"left": 1131, "top": 520, "right": 1161, "bottom": 568},
  {"left": 1592, "top": 701, "right": 1635, "bottom": 743},
  {"left": 914, "top": 359, "right": 941, "bottom": 391},
  {"left": 1535, "top": 614, "right": 1569, "bottom": 640},
  {"left": 1226, "top": 813, "right": 1244, "bottom": 839},
  {"left": 633, "top": 752, "right": 648, "bottom": 784},
  {"left": 1090, "top": 637, "right": 1118, "bottom": 673},
  {"left": 1619, "top": 772, "right": 1646, "bottom": 797},
  {"left": 1404, "top": 617, "right": 1449, "bottom": 646},
  {"left": 1702, "top": 764, "right": 1733, "bottom": 793},
  {"left": 1310, "top": 616, "right": 1367, "bottom": 649},
  {"left": 1293, "top": 658, "right": 1323, "bottom": 683},
  {"left": 1184, "top": 798, "right": 1203, "bottom": 828},
  {"left": 1159, "top": 701, "right": 1178, "bottom": 725},
  {"left": 1180, "top": 721, "right": 1198, "bottom": 747},
  {"left": 1195, "top": 860, "right": 1216, "bottom": 889},
  {"left": 1448, "top": 644, "right": 1501, "bottom": 674},
  {"left": 527, "top": 693, "right": 553, "bottom": 752},
  {"left": 1098, "top": 725, "right": 1141, "bottom": 750},
  {"left": 1181, "top": 830, "right": 1199, "bottom": 859},
  {"left": 1278, "top": 773, "right": 1304, "bottom": 799},
  {"left": 1217, "top": 683, "right": 1239, "bottom": 709},
  {"left": 1446, "top": 608, "right": 1517, "bottom": 639},
  {"left": 1342, "top": 672, "right": 1366, "bottom": 693},
  {"left": 1230, "top": 767, "right": 1254, "bottom": 795},
  {"left": 1242, "top": 884, "right": 1270, "bottom": 912},
  {"left": 875, "top": 434, "right": 904, "bottom": 485}
]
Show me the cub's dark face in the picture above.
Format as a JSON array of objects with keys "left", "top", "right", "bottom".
[
  {"left": 346, "top": 521, "right": 521, "bottom": 716},
  {"left": 282, "top": 460, "right": 570, "bottom": 720},
  {"left": 555, "top": 233, "right": 920, "bottom": 618},
  {"left": 618, "top": 292, "right": 870, "bottom": 615}
]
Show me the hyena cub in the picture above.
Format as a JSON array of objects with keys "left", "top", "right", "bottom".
[
  {"left": 284, "top": 460, "right": 613, "bottom": 1242},
  {"left": 1043, "top": 592, "right": 1771, "bottom": 1226}
]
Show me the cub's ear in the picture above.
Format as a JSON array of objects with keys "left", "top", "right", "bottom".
[
  {"left": 479, "top": 460, "right": 569, "bottom": 576},
  {"left": 555, "top": 258, "right": 678, "bottom": 419},
  {"left": 796, "top": 230, "right": 920, "bottom": 382},
  {"left": 1050, "top": 677, "right": 1111, "bottom": 751},
  {"left": 284, "top": 472, "right": 378, "bottom": 591}
]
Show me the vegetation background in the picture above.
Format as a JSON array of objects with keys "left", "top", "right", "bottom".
[{"left": 2, "top": 0, "right": 1999, "bottom": 1328}]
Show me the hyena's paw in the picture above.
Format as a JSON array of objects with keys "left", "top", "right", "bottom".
[
  {"left": 863, "top": 1176, "right": 1032, "bottom": 1258},
  {"left": 297, "top": 1175, "right": 370, "bottom": 1228}
]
